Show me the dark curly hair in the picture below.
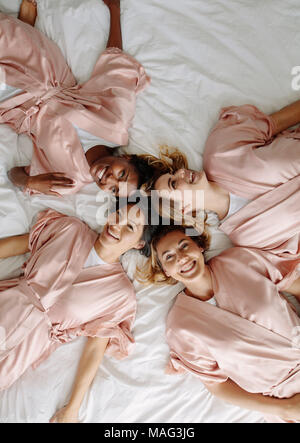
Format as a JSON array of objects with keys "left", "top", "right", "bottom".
[{"left": 127, "top": 155, "right": 159, "bottom": 188}]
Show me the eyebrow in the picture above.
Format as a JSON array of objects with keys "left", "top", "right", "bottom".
[
  {"left": 162, "top": 249, "right": 172, "bottom": 258},
  {"left": 128, "top": 219, "right": 138, "bottom": 229},
  {"left": 162, "top": 238, "right": 187, "bottom": 257},
  {"left": 118, "top": 214, "right": 137, "bottom": 229},
  {"left": 119, "top": 169, "right": 129, "bottom": 184},
  {"left": 127, "top": 208, "right": 140, "bottom": 227}
]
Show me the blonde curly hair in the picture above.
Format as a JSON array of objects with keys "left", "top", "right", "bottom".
[{"left": 140, "top": 145, "right": 188, "bottom": 192}]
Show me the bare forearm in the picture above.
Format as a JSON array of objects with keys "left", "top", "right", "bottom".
[
  {"left": 67, "top": 337, "right": 109, "bottom": 410},
  {"left": 270, "top": 99, "right": 300, "bottom": 135},
  {"left": 106, "top": 3, "right": 122, "bottom": 50},
  {"left": 18, "top": 1, "right": 37, "bottom": 27},
  {"left": 205, "top": 379, "right": 291, "bottom": 419},
  {"left": 284, "top": 277, "right": 300, "bottom": 302},
  {"left": 0, "top": 234, "right": 30, "bottom": 259},
  {"left": 285, "top": 277, "right": 300, "bottom": 296}
]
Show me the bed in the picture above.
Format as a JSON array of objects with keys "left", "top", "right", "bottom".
[{"left": 0, "top": 0, "right": 298, "bottom": 423}]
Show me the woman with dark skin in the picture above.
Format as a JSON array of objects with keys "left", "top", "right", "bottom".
[{"left": 4, "top": 0, "right": 153, "bottom": 198}]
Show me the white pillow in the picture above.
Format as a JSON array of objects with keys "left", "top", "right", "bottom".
[
  {"left": 0, "top": 0, "right": 20, "bottom": 16},
  {"left": 36, "top": 0, "right": 114, "bottom": 148},
  {"left": 0, "top": 0, "right": 110, "bottom": 84}
]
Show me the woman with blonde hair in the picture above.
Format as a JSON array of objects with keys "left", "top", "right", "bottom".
[
  {"left": 142, "top": 100, "right": 300, "bottom": 256},
  {"left": 139, "top": 224, "right": 300, "bottom": 423}
]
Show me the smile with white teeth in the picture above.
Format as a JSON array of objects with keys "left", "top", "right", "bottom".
[
  {"left": 180, "top": 260, "right": 196, "bottom": 274},
  {"left": 107, "top": 226, "right": 119, "bottom": 240},
  {"left": 97, "top": 167, "right": 108, "bottom": 182},
  {"left": 189, "top": 171, "right": 196, "bottom": 184}
]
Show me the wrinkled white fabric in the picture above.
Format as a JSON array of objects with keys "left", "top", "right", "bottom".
[{"left": 1, "top": 0, "right": 300, "bottom": 424}]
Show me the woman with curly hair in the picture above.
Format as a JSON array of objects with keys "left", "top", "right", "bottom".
[
  {"left": 138, "top": 224, "right": 300, "bottom": 423},
  {"left": 1, "top": 0, "right": 153, "bottom": 197},
  {"left": 141, "top": 99, "right": 300, "bottom": 255}
]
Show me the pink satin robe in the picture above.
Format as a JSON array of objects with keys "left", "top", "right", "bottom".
[
  {"left": 0, "top": 210, "right": 136, "bottom": 391},
  {"left": 167, "top": 247, "right": 300, "bottom": 422},
  {"left": 203, "top": 105, "right": 300, "bottom": 257},
  {"left": 0, "top": 13, "right": 150, "bottom": 194}
]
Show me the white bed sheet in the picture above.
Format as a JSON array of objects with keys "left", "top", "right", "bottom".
[{"left": 0, "top": 0, "right": 299, "bottom": 423}]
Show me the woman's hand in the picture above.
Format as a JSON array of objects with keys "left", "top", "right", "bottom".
[
  {"left": 270, "top": 99, "right": 300, "bottom": 135},
  {"left": 27, "top": 173, "right": 75, "bottom": 197},
  {"left": 50, "top": 405, "right": 80, "bottom": 423}
]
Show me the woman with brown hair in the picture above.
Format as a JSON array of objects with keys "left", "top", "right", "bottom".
[
  {"left": 0, "top": 198, "right": 152, "bottom": 422},
  {"left": 141, "top": 99, "right": 300, "bottom": 256}
]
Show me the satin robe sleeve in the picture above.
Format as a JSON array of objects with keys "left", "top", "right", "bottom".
[
  {"left": 205, "top": 104, "right": 275, "bottom": 152},
  {"left": 0, "top": 211, "right": 95, "bottom": 386},
  {"left": 28, "top": 210, "right": 136, "bottom": 360},
  {"left": 219, "top": 175, "right": 300, "bottom": 255},
  {"left": 203, "top": 104, "right": 300, "bottom": 198},
  {"left": 166, "top": 299, "right": 228, "bottom": 384},
  {"left": 60, "top": 47, "right": 151, "bottom": 147},
  {"left": 60, "top": 298, "right": 136, "bottom": 361}
]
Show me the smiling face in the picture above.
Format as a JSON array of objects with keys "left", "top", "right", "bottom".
[
  {"left": 98, "top": 203, "right": 146, "bottom": 258},
  {"left": 156, "top": 230, "right": 205, "bottom": 285},
  {"left": 154, "top": 168, "right": 208, "bottom": 215},
  {"left": 90, "top": 156, "right": 139, "bottom": 197}
]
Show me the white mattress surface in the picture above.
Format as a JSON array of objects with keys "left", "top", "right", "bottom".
[{"left": 1, "top": 0, "right": 299, "bottom": 423}]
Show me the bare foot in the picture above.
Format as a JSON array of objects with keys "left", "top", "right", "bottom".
[{"left": 18, "top": 0, "right": 37, "bottom": 27}]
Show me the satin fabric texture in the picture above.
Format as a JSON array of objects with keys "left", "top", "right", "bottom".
[
  {"left": 0, "top": 210, "right": 136, "bottom": 391},
  {"left": 0, "top": 13, "right": 150, "bottom": 194},
  {"left": 166, "top": 246, "right": 300, "bottom": 422},
  {"left": 203, "top": 104, "right": 300, "bottom": 257}
]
